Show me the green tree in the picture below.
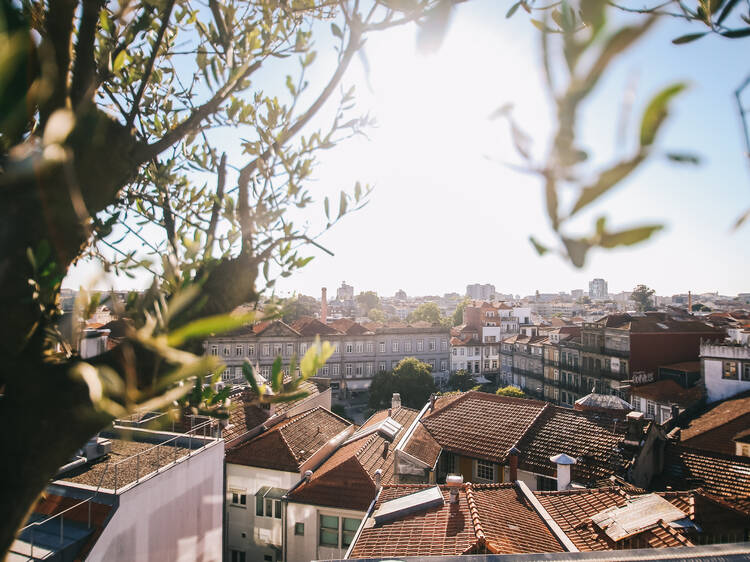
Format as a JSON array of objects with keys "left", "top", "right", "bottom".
[
  {"left": 692, "top": 303, "right": 710, "bottom": 312},
  {"left": 280, "top": 295, "right": 319, "bottom": 324},
  {"left": 368, "top": 357, "right": 437, "bottom": 409},
  {"left": 447, "top": 369, "right": 476, "bottom": 392},
  {"left": 632, "top": 284, "right": 656, "bottom": 312},
  {"left": 495, "top": 386, "right": 526, "bottom": 398},
  {"left": 356, "top": 291, "right": 380, "bottom": 314},
  {"left": 452, "top": 297, "right": 471, "bottom": 326},
  {"left": 0, "top": 0, "right": 435, "bottom": 552},
  {"left": 408, "top": 302, "right": 446, "bottom": 325},
  {"left": 368, "top": 308, "right": 386, "bottom": 322}
]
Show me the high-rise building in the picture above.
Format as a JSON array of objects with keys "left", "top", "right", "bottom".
[
  {"left": 466, "top": 283, "right": 496, "bottom": 300},
  {"left": 588, "top": 278, "right": 608, "bottom": 299},
  {"left": 336, "top": 281, "right": 354, "bottom": 301}
]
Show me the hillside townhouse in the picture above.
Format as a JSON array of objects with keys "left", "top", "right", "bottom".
[
  {"left": 701, "top": 341, "right": 750, "bottom": 403},
  {"left": 205, "top": 317, "right": 450, "bottom": 397}
]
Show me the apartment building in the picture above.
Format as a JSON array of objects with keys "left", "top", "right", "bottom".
[
  {"left": 205, "top": 317, "right": 450, "bottom": 396},
  {"left": 10, "top": 424, "right": 223, "bottom": 562},
  {"left": 701, "top": 341, "right": 750, "bottom": 403}
]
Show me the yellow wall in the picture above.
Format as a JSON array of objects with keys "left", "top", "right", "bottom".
[{"left": 455, "top": 455, "right": 503, "bottom": 483}]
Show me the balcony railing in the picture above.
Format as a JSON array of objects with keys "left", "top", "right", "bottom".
[
  {"left": 603, "top": 347, "right": 630, "bottom": 359},
  {"left": 513, "top": 368, "right": 545, "bottom": 380}
]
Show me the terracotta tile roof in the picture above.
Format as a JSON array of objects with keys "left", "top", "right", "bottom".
[
  {"left": 419, "top": 391, "right": 549, "bottom": 463},
  {"left": 328, "top": 318, "right": 371, "bottom": 335},
  {"left": 225, "top": 407, "right": 350, "bottom": 471},
  {"left": 222, "top": 380, "right": 323, "bottom": 446},
  {"left": 401, "top": 423, "right": 442, "bottom": 468},
  {"left": 535, "top": 488, "right": 701, "bottom": 551},
  {"left": 680, "top": 391, "right": 750, "bottom": 455},
  {"left": 517, "top": 407, "right": 629, "bottom": 484},
  {"left": 289, "top": 316, "right": 341, "bottom": 336},
  {"left": 595, "top": 312, "right": 724, "bottom": 334},
  {"left": 630, "top": 380, "right": 704, "bottom": 409},
  {"left": 661, "top": 446, "right": 750, "bottom": 496},
  {"left": 287, "top": 407, "right": 418, "bottom": 511},
  {"left": 660, "top": 361, "right": 701, "bottom": 372},
  {"left": 349, "top": 483, "right": 565, "bottom": 558}
]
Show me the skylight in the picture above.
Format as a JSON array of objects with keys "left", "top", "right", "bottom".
[
  {"left": 590, "top": 494, "right": 692, "bottom": 541},
  {"left": 346, "top": 416, "right": 403, "bottom": 444},
  {"left": 372, "top": 486, "right": 444, "bottom": 524}
]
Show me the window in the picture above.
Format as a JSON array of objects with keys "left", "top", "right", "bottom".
[
  {"left": 300, "top": 343, "right": 307, "bottom": 354},
  {"left": 273, "top": 344, "right": 282, "bottom": 356},
  {"left": 230, "top": 550, "right": 246, "bottom": 562},
  {"left": 346, "top": 363, "right": 352, "bottom": 376},
  {"left": 392, "top": 341, "right": 399, "bottom": 353},
  {"left": 355, "top": 363, "right": 363, "bottom": 376},
  {"left": 319, "top": 515, "right": 339, "bottom": 547},
  {"left": 346, "top": 343, "right": 353, "bottom": 353},
  {"left": 231, "top": 490, "right": 247, "bottom": 507},
  {"left": 222, "top": 369, "right": 231, "bottom": 381},
  {"left": 460, "top": 348, "right": 465, "bottom": 356},
  {"left": 286, "top": 343, "right": 293, "bottom": 356},
  {"left": 295, "top": 523, "right": 305, "bottom": 536},
  {"left": 235, "top": 345, "right": 243, "bottom": 356},
  {"left": 743, "top": 363, "right": 750, "bottom": 381},
  {"left": 331, "top": 364, "right": 339, "bottom": 375},
  {"left": 334, "top": 343, "right": 339, "bottom": 353},
  {"left": 441, "top": 340, "right": 448, "bottom": 351},
  {"left": 366, "top": 342, "right": 374, "bottom": 353},
  {"left": 235, "top": 366, "right": 242, "bottom": 379},
  {"left": 429, "top": 339, "right": 436, "bottom": 351},
  {"left": 223, "top": 346, "right": 230, "bottom": 356},
  {"left": 256, "top": 494, "right": 264, "bottom": 516},
  {"left": 416, "top": 339, "right": 424, "bottom": 352},
  {"left": 379, "top": 342, "right": 385, "bottom": 353},
  {"left": 429, "top": 360, "right": 435, "bottom": 371},
  {"left": 441, "top": 359, "right": 448, "bottom": 372},
  {"left": 404, "top": 340, "right": 412, "bottom": 352},
  {"left": 379, "top": 362, "right": 386, "bottom": 372},
  {"left": 262, "top": 344, "right": 270, "bottom": 357},
  {"left": 342, "top": 517, "right": 361, "bottom": 547},
  {"left": 452, "top": 348, "right": 457, "bottom": 356},
  {"left": 723, "top": 361, "right": 739, "bottom": 380},
  {"left": 322, "top": 365, "right": 329, "bottom": 375},
  {"left": 275, "top": 500, "right": 281, "bottom": 519},
  {"left": 476, "top": 460, "right": 495, "bottom": 482},
  {"left": 484, "top": 360, "right": 490, "bottom": 370},
  {"left": 248, "top": 344, "right": 255, "bottom": 357},
  {"left": 356, "top": 342, "right": 363, "bottom": 353},
  {"left": 646, "top": 401, "right": 656, "bottom": 418},
  {"left": 210, "top": 345, "right": 218, "bottom": 356},
  {"left": 366, "top": 363, "right": 373, "bottom": 376}
]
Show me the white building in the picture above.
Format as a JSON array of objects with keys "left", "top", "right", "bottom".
[
  {"left": 224, "top": 407, "right": 352, "bottom": 562},
  {"left": 588, "top": 278, "right": 608, "bottom": 299},
  {"left": 701, "top": 342, "right": 750, "bottom": 403},
  {"left": 11, "top": 424, "right": 223, "bottom": 562}
]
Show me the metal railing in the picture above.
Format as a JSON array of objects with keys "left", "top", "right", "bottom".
[{"left": 13, "top": 419, "right": 220, "bottom": 560}]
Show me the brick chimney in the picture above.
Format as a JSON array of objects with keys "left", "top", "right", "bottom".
[
  {"left": 507, "top": 446, "right": 520, "bottom": 481},
  {"left": 321, "top": 287, "right": 328, "bottom": 324}
]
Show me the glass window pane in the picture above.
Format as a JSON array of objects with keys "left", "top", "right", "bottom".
[
  {"left": 320, "top": 515, "right": 338, "bottom": 529},
  {"left": 274, "top": 500, "right": 281, "bottom": 519},
  {"left": 265, "top": 498, "right": 272, "bottom": 516},
  {"left": 320, "top": 529, "right": 338, "bottom": 547},
  {"left": 256, "top": 496, "right": 263, "bottom": 516},
  {"left": 343, "top": 517, "right": 361, "bottom": 532}
]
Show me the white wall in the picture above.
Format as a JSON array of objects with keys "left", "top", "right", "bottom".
[
  {"left": 285, "top": 502, "right": 365, "bottom": 562},
  {"left": 702, "top": 345, "right": 750, "bottom": 403},
  {"left": 87, "top": 441, "right": 224, "bottom": 562},
  {"left": 226, "top": 463, "right": 300, "bottom": 561}
]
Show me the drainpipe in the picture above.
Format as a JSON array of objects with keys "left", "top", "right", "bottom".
[{"left": 282, "top": 495, "right": 288, "bottom": 562}]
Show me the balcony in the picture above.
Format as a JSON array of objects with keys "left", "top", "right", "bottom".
[
  {"left": 603, "top": 347, "right": 630, "bottom": 359},
  {"left": 513, "top": 368, "right": 545, "bottom": 381}
]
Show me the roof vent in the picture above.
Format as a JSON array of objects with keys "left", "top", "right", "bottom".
[
  {"left": 346, "top": 416, "right": 403, "bottom": 444},
  {"left": 446, "top": 474, "right": 463, "bottom": 504},
  {"left": 372, "top": 486, "right": 444, "bottom": 524}
]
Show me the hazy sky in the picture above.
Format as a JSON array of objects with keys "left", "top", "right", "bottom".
[{"left": 64, "top": 0, "right": 750, "bottom": 298}]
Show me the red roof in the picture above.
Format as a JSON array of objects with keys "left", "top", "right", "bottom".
[
  {"left": 290, "top": 316, "right": 340, "bottom": 336},
  {"left": 681, "top": 391, "right": 750, "bottom": 455},
  {"left": 287, "top": 407, "right": 419, "bottom": 510},
  {"left": 349, "top": 483, "right": 565, "bottom": 558},
  {"left": 661, "top": 446, "right": 750, "bottom": 496},
  {"left": 630, "top": 380, "right": 704, "bottom": 409},
  {"left": 225, "top": 407, "right": 350, "bottom": 471}
]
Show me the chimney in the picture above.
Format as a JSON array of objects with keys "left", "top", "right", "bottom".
[
  {"left": 374, "top": 468, "right": 383, "bottom": 488},
  {"left": 392, "top": 393, "right": 401, "bottom": 411},
  {"left": 321, "top": 287, "right": 328, "bottom": 324},
  {"left": 549, "top": 453, "right": 577, "bottom": 491},
  {"left": 624, "top": 410, "right": 646, "bottom": 446},
  {"left": 446, "top": 474, "right": 463, "bottom": 503},
  {"left": 688, "top": 291, "right": 692, "bottom": 313},
  {"left": 670, "top": 404, "right": 680, "bottom": 423},
  {"left": 429, "top": 393, "right": 436, "bottom": 411},
  {"left": 383, "top": 441, "right": 389, "bottom": 458},
  {"left": 507, "top": 446, "right": 520, "bottom": 482}
]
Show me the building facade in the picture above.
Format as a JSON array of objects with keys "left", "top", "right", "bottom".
[{"left": 588, "top": 278, "right": 608, "bottom": 299}]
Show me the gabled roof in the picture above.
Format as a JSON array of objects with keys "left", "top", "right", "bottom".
[
  {"left": 225, "top": 407, "right": 350, "bottom": 472},
  {"left": 419, "top": 391, "right": 549, "bottom": 464},
  {"left": 222, "top": 380, "right": 324, "bottom": 446},
  {"left": 593, "top": 313, "right": 723, "bottom": 334},
  {"left": 517, "top": 408, "right": 629, "bottom": 484},
  {"left": 253, "top": 319, "right": 300, "bottom": 337},
  {"left": 630, "top": 380, "right": 704, "bottom": 409},
  {"left": 349, "top": 483, "right": 565, "bottom": 558},
  {"left": 287, "top": 407, "right": 419, "bottom": 510},
  {"left": 289, "top": 316, "right": 340, "bottom": 336},
  {"left": 680, "top": 391, "right": 750, "bottom": 455},
  {"left": 401, "top": 423, "right": 442, "bottom": 468},
  {"left": 660, "top": 446, "right": 750, "bottom": 496},
  {"left": 328, "top": 318, "right": 372, "bottom": 335}
]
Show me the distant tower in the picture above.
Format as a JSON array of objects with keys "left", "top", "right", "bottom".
[{"left": 321, "top": 287, "right": 328, "bottom": 324}]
